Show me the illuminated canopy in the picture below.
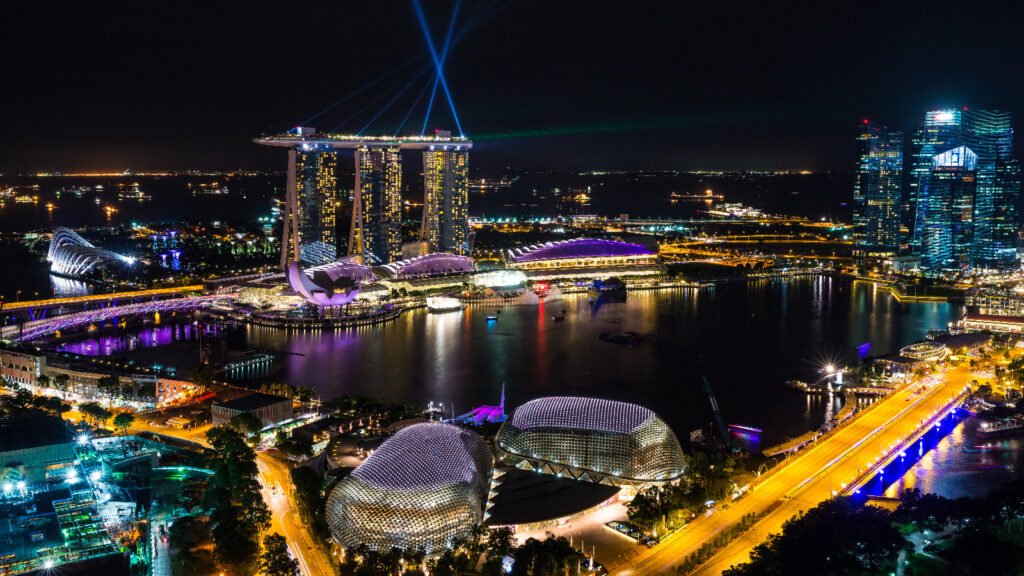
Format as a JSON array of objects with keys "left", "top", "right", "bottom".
[
  {"left": 507, "top": 238, "right": 655, "bottom": 269},
  {"left": 933, "top": 145, "right": 977, "bottom": 171},
  {"left": 379, "top": 253, "right": 475, "bottom": 278},
  {"left": 326, "top": 423, "right": 493, "bottom": 554}
]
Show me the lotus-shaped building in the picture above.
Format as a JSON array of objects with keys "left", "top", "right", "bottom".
[{"left": 286, "top": 260, "right": 375, "bottom": 306}]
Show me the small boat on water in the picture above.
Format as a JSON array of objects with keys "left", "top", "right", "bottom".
[
  {"left": 486, "top": 315, "right": 499, "bottom": 322},
  {"left": 978, "top": 417, "right": 1024, "bottom": 440},
  {"left": 426, "top": 296, "right": 465, "bottom": 313}
]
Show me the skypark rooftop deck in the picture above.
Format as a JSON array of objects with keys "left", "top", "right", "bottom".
[{"left": 253, "top": 132, "right": 472, "bottom": 150}]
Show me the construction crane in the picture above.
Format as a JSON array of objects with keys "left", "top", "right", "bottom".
[{"left": 701, "top": 376, "right": 733, "bottom": 448}]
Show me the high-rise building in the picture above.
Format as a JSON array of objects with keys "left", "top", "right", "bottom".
[
  {"left": 295, "top": 148, "right": 339, "bottom": 265},
  {"left": 351, "top": 146, "right": 403, "bottom": 264},
  {"left": 421, "top": 137, "right": 470, "bottom": 255},
  {"left": 852, "top": 121, "right": 903, "bottom": 264},
  {"left": 911, "top": 108, "right": 1020, "bottom": 273}
]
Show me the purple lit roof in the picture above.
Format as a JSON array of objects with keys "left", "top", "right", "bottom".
[
  {"left": 507, "top": 396, "right": 655, "bottom": 434},
  {"left": 381, "top": 253, "right": 475, "bottom": 278},
  {"left": 352, "top": 423, "right": 492, "bottom": 490},
  {"left": 509, "top": 238, "right": 653, "bottom": 263}
]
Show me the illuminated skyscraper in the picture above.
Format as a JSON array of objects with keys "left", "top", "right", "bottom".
[
  {"left": 421, "top": 136, "right": 470, "bottom": 255},
  {"left": 351, "top": 146, "right": 403, "bottom": 264},
  {"left": 295, "top": 148, "right": 339, "bottom": 265},
  {"left": 911, "top": 109, "right": 1020, "bottom": 273},
  {"left": 852, "top": 122, "right": 903, "bottom": 264}
]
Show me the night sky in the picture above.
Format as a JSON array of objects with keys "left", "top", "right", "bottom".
[{"left": 2, "top": 1, "right": 1022, "bottom": 172}]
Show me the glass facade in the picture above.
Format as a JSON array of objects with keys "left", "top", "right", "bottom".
[
  {"left": 852, "top": 122, "right": 902, "bottom": 262},
  {"left": 496, "top": 397, "right": 685, "bottom": 485},
  {"left": 911, "top": 108, "right": 1020, "bottom": 273},
  {"left": 294, "top": 147, "right": 339, "bottom": 265},
  {"left": 351, "top": 146, "right": 403, "bottom": 264},
  {"left": 421, "top": 145, "right": 470, "bottom": 255},
  {"left": 326, "top": 423, "right": 493, "bottom": 554}
]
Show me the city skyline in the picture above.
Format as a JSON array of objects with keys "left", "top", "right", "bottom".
[{"left": 2, "top": 1, "right": 1023, "bottom": 172}]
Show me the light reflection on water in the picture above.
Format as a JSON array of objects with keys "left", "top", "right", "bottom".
[{"left": 884, "top": 417, "right": 1023, "bottom": 499}]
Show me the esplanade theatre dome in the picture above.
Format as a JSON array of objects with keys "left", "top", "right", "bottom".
[
  {"left": 326, "top": 423, "right": 493, "bottom": 553},
  {"left": 496, "top": 396, "right": 685, "bottom": 485}
]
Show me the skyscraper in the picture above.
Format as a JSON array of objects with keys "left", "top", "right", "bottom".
[
  {"left": 852, "top": 121, "right": 903, "bottom": 264},
  {"left": 911, "top": 108, "right": 1020, "bottom": 273},
  {"left": 421, "top": 137, "right": 470, "bottom": 255},
  {"left": 351, "top": 146, "right": 403, "bottom": 264},
  {"left": 295, "top": 147, "right": 339, "bottom": 265},
  {"left": 968, "top": 109, "right": 1019, "bottom": 269}
]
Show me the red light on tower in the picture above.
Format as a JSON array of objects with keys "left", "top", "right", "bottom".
[
  {"left": 962, "top": 106, "right": 969, "bottom": 111},
  {"left": 862, "top": 118, "right": 870, "bottom": 125}
]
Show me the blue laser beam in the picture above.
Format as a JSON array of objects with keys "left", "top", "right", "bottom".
[
  {"left": 359, "top": 66, "right": 432, "bottom": 135},
  {"left": 421, "top": 0, "right": 461, "bottom": 136},
  {"left": 395, "top": 75, "right": 435, "bottom": 136},
  {"left": 298, "top": 57, "right": 420, "bottom": 127},
  {"left": 412, "top": 0, "right": 464, "bottom": 137}
]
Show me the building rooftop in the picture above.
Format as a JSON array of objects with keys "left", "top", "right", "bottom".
[
  {"left": 0, "top": 414, "right": 74, "bottom": 452},
  {"left": 507, "top": 396, "right": 656, "bottom": 435},
  {"left": 214, "top": 392, "right": 290, "bottom": 412},
  {"left": 508, "top": 238, "right": 654, "bottom": 263}
]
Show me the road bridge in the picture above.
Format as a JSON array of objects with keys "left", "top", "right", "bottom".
[{"left": 620, "top": 364, "right": 975, "bottom": 575}]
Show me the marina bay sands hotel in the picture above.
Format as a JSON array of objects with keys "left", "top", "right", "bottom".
[{"left": 255, "top": 128, "right": 471, "bottom": 268}]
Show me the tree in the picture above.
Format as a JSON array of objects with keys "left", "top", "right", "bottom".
[
  {"left": 79, "top": 402, "right": 112, "bottom": 427},
  {"left": 96, "top": 375, "right": 121, "bottom": 404},
  {"left": 943, "top": 528, "right": 1024, "bottom": 576},
  {"left": 724, "top": 498, "right": 906, "bottom": 576},
  {"left": 230, "top": 412, "right": 264, "bottom": 440},
  {"left": 36, "top": 374, "right": 50, "bottom": 393},
  {"left": 113, "top": 412, "right": 135, "bottom": 436},
  {"left": 291, "top": 466, "right": 331, "bottom": 545},
  {"left": 52, "top": 373, "right": 71, "bottom": 399},
  {"left": 260, "top": 533, "right": 299, "bottom": 576},
  {"left": 190, "top": 362, "right": 216, "bottom": 390}
]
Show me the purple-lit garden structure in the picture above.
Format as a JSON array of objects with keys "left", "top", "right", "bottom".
[
  {"left": 47, "top": 227, "right": 134, "bottom": 278},
  {"left": 496, "top": 396, "right": 685, "bottom": 485},
  {"left": 507, "top": 238, "right": 657, "bottom": 270},
  {"left": 326, "top": 423, "right": 493, "bottom": 554},
  {"left": 378, "top": 253, "right": 475, "bottom": 279},
  {"left": 286, "top": 260, "right": 375, "bottom": 307}
]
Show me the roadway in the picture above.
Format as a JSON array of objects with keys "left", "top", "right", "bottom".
[
  {"left": 620, "top": 363, "right": 974, "bottom": 576},
  {"left": 126, "top": 419, "right": 332, "bottom": 576}
]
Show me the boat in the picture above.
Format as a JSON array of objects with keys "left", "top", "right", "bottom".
[
  {"left": 552, "top": 311, "right": 567, "bottom": 322},
  {"left": 486, "top": 315, "right": 499, "bottom": 322},
  {"left": 426, "top": 296, "right": 465, "bottom": 313}
]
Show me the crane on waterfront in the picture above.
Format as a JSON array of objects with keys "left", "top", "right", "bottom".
[{"left": 701, "top": 376, "right": 733, "bottom": 449}]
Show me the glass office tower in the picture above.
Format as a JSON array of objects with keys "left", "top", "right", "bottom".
[
  {"left": 351, "top": 146, "right": 403, "bottom": 264},
  {"left": 852, "top": 122, "right": 903, "bottom": 264},
  {"left": 911, "top": 108, "right": 1020, "bottom": 273},
  {"left": 421, "top": 141, "right": 470, "bottom": 255},
  {"left": 294, "top": 148, "right": 339, "bottom": 265}
]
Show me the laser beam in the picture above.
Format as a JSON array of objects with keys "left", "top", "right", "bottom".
[
  {"left": 412, "top": 0, "right": 464, "bottom": 137},
  {"left": 421, "top": 0, "right": 461, "bottom": 136}
]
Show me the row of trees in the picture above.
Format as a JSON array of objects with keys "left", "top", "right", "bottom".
[
  {"left": 720, "top": 482, "right": 1024, "bottom": 576},
  {"left": 204, "top": 426, "right": 296, "bottom": 575},
  {"left": 36, "top": 373, "right": 156, "bottom": 404},
  {"left": 338, "top": 529, "right": 586, "bottom": 576},
  {"left": 629, "top": 451, "right": 738, "bottom": 531}
]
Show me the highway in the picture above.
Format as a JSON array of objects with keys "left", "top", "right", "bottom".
[{"left": 620, "top": 363, "right": 974, "bottom": 576}]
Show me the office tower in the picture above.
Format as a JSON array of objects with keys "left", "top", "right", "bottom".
[
  {"left": 351, "top": 146, "right": 403, "bottom": 264},
  {"left": 919, "top": 145, "right": 977, "bottom": 271},
  {"left": 421, "top": 138, "right": 470, "bottom": 255},
  {"left": 969, "top": 110, "right": 1019, "bottom": 269},
  {"left": 911, "top": 108, "right": 1021, "bottom": 273},
  {"left": 295, "top": 148, "right": 339, "bottom": 265},
  {"left": 852, "top": 121, "right": 903, "bottom": 264}
]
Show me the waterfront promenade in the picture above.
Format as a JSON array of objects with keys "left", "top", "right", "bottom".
[{"left": 621, "top": 362, "right": 975, "bottom": 575}]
